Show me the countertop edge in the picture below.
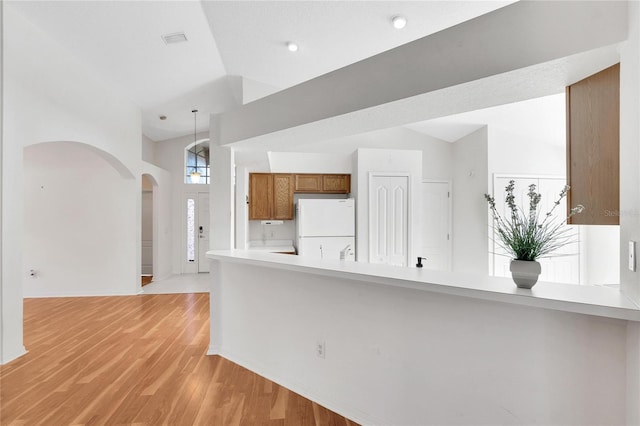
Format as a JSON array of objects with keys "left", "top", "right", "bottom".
[{"left": 207, "top": 250, "right": 640, "bottom": 322}]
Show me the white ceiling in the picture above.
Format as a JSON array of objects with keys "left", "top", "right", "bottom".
[
  {"left": 405, "top": 92, "right": 566, "bottom": 143},
  {"left": 8, "top": 0, "right": 514, "bottom": 142}
]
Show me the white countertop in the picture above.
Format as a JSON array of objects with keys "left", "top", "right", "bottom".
[{"left": 207, "top": 249, "right": 640, "bottom": 322}]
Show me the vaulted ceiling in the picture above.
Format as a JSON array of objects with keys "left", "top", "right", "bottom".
[{"left": 8, "top": 1, "right": 514, "bottom": 142}]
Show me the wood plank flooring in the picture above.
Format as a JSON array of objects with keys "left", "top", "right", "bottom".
[
  {"left": 141, "top": 275, "right": 153, "bottom": 286},
  {"left": 0, "top": 293, "right": 359, "bottom": 425}
]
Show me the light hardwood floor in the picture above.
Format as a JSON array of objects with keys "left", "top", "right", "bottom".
[{"left": 1, "top": 293, "right": 359, "bottom": 425}]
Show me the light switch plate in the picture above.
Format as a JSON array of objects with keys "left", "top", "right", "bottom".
[{"left": 629, "top": 241, "right": 636, "bottom": 272}]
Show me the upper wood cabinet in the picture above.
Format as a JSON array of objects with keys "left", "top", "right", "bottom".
[
  {"left": 294, "top": 174, "right": 322, "bottom": 192},
  {"left": 249, "top": 173, "right": 294, "bottom": 220},
  {"left": 321, "top": 174, "right": 351, "bottom": 193},
  {"left": 272, "top": 174, "right": 294, "bottom": 220},
  {"left": 249, "top": 173, "right": 350, "bottom": 220},
  {"left": 293, "top": 174, "right": 351, "bottom": 193},
  {"left": 566, "top": 63, "right": 619, "bottom": 225}
]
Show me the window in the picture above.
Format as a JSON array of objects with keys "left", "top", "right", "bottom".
[
  {"left": 186, "top": 198, "right": 195, "bottom": 262},
  {"left": 185, "top": 140, "right": 210, "bottom": 184}
]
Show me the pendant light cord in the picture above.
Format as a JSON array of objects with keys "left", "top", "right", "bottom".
[{"left": 192, "top": 109, "right": 198, "bottom": 171}]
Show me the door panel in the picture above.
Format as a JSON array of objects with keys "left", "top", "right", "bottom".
[
  {"left": 369, "top": 174, "right": 409, "bottom": 267},
  {"left": 419, "top": 181, "right": 451, "bottom": 271},
  {"left": 198, "top": 192, "right": 210, "bottom": 273}
]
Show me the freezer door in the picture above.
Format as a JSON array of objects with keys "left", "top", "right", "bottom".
[
  {"left": 297, "top": 236, "right": 355, "bottom": 261},
  {"left": 297, "top": 198, "right": 355, "bottom": 237}
]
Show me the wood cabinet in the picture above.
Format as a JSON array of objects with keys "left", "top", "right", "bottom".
[
  {"left": 248, "top": 173, "right": 294, "bottom": 220},
  {"left": 249, "top": 173, "right": 351, "bottom": 220},
  {"left": 293, "top": 174, "right": 351, "bottom": 193},
  {"left": 321, "top": 174, "right": 351, "bottom": 193},
  {"left": 566, "top": 63, "right": 619, "bottom": 225},
  {"left": 272, "top": 174, "right": 294, "bottom": 219},
  {"left": 294, "top": 174, "right": 322, "bottom": 192}
]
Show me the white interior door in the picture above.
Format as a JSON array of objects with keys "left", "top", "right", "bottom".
[
  {"left": 419, "top": 181, "right": 451, "bottom": 271},
  {"left": 369, "top": 174, "right": 409, "bottom": 267},
  {"left": 198, "top": 192, "right": 210, "bottom": 273}
]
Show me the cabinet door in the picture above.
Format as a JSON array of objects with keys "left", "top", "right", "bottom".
[
  {"left": 566, "top": 63, "right": 619, "bottom": 225},
  {"left": 294, "top": 174, "right": 322, "bottom": 192},
  {"left": 322, "top": 174, "right": 351, "bottom": 193},
  {"left": 249, "top": 173, "right": 273, "bottom": 220},
  {"left": 273, "top": 174, "right": 294, "bottom": 220}
]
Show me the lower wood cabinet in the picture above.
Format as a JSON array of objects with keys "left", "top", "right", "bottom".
[{"left": 250, "top": 173, "right": 351, "bottom": 220}]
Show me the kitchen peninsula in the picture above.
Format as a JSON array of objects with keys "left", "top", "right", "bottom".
[{"left": 207, "top": 250, "right": 640, "bottom": 425}]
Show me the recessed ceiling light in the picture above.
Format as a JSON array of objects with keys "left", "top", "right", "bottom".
[
  {"left": 162, "top": 32, "right": 188, "bottom": 45},
  {"left": 286, "top": 41, "right": 299, "bottom": 52},
  {"left": 392, "top": 15, "right": 407, "bottom": 29}
]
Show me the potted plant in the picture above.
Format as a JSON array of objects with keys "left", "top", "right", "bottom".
[{"left": 484, "top": 180, "right": 584, "bottom": 288}]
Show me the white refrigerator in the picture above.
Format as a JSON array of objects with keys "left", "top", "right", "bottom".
[{"left": 296, "top": 198, "right": 356, "bottom": 261}]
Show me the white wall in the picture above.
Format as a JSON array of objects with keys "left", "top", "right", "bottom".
[
  {"left": 210, "top": 145, "right": 234, "bottom": 251},
  {"left": 268, "top": 151, "right": 352, "bottom": 174},
  {"left": 211, "top": 260, "right": 629, "bottom": 426},
  {"left": 154, "top": 132, "right": 209, "bottom": 273},
  {"left": 583, "top": 226, "right": 621, "bottom": 286},
  {"left": 628, "top": 321, "right": 640, "bottom": 425},
  {"left": 24, "top": 143, "right": 137, "bottom": 297},
  {"left": 142, "top": 134, "right": 156, "bottom": 164},
  {"left": 621, "top": 4, "right": 640, "bottom": 423},
  {"left": 620, "top": 1, "right": 640, "bottom": 304},
  {"left": 452, "top": 127, "right": 489, "bottom": 274},
  {"left": 2, "top": 4, "right": 141, "bottom": 362},
  {"left": 354, "top": 148, "right": 422, "bottom": 264},
  {"left": 140, "top": 162, "right": 172, "bottom": 281},
  {"left": 0, "top": 0, "right": 12, "bottom": 364}
]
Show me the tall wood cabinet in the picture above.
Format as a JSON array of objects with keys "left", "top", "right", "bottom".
[{"left": 566, "top": 63, "right": 620, "bottom": 225}]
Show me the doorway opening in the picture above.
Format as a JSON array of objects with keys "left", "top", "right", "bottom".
[
  {"left": 141, "top": 174, "right": 157, "bottom": 286},
  {"left": 184, "top": 192, "right": 210, "bottom": 273}
]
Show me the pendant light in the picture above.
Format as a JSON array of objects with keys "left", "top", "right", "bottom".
[{"left": 189, "top": 109, "right": 201, "bottom": 183}]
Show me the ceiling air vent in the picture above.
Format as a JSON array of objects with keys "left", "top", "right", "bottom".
[{"left": 162, "top": 32, "right": 188, "bottom": 45}]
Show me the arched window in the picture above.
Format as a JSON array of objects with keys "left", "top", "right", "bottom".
[{"left": 185, "top": 140, "right": 210, "bottom": 184}]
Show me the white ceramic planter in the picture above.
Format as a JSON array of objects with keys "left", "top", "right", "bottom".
[{"left": 509, "top": 260, "right": 541, "bottom": 289}]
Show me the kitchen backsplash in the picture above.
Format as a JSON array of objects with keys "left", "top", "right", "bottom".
[{"left": 248, "top": 220, "right": 296, "bottom": 242}]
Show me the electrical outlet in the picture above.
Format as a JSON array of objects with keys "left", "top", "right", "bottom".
[{"left": 316, "top": 341, "right": 325, "bottom": 359}]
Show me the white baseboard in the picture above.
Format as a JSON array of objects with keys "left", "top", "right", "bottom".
[
  {"left": 207, "top": 345, "right": 220, "bottom": 356},
  {"left": 1, "top": 346, "right": 27, "bottom": 365},
  {"left": 23, "top": 291, "right": 138, "bottom": 298}
]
